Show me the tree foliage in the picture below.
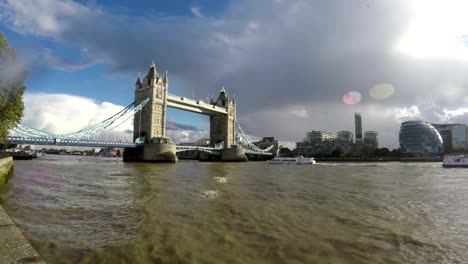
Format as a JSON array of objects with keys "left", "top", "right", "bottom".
[
  {"left": 331, "top": 147, "right": 345, "bottom": 157},
  {"left": 0, "top": 33, "right": 26, "bottom": 140},
  {"left": 0, "top": 142, "right": 17, "bottom": 150},
  {"left": 374, "top": 147, "right": 390, "bottom": 157}
]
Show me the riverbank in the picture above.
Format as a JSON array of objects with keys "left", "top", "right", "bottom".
[
  {"left": 0, "top": 155, "right": 13, "bottom": 184},
  {"left": 1, "top": 151, "right": 35, "bottom": 160},
  {"left": 0, "top": 156, "right": 46, "bottom": 263},
  {"left": 0, "top": 205, "right": 46, "bottom": 264},
  {"left": 315, "top": 157, "right": 443, "bottom": 162}
]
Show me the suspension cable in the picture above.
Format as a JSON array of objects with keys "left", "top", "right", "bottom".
[{"left": 12, "top": 98, "right": 149, "bottom": 140}]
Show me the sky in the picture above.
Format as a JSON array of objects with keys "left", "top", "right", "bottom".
[{"left": 2, "top": 0, "right": 468, "bottom": 148}]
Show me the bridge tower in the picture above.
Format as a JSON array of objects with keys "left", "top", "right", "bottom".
[
  {"left": 209, "top": 88, "right": 247, "bottom": 161},
  {"left": 133, "top": 62, "right": 168, "bottom": 141},
  {"left": 124, "top": 62, "right": 177, "bottom": 163},
  {"left": 210, "top": 88, "right": 236, "bottom": 148}
]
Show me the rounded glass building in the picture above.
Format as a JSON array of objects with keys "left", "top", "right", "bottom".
[{"left": 399, "top": 121, "right": 443, "bottom": 156}]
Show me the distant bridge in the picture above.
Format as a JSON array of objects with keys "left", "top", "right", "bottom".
[
  {"left": 4, "top": 136, "right": 272, "bottom": 157},
  {"left": 5, "top": 136, "right": 135, "bottom": 148}
]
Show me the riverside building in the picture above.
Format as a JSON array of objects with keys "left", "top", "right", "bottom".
[
  {"left": 305, "top": 131, "right": 336, "bottom": 142},
  {"left": 432, "top": 123, "right": 467, "bottom": 152},
  {"left": 337, "top": 131, "right": 354, "bottom": 142},
  {"left": 399, "top": 121, "right": 443, "bottom": 157},
  {"left": 296, "top": 130, "right": 351, "bottom": 156},
  {"left": 363, "top": 131, "right": 378, "bottom": 148}
]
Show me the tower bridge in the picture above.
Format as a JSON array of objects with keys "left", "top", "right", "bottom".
[
  {"left": 6, "top": 62, "right": 273, "bottom": 162},
  {"left": 125, "top": 62, "right": 244, "bottom": 162}
]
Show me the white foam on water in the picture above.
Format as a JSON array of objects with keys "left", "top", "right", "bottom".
[
  {"left": 200, "top": 190, "right": 219, "bottom": 200},
  {"left": 214, "top": 177, "right": 228, "bottom": 183}
]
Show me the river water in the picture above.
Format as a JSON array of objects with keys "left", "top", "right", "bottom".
[{"left": 0, "top": 155, "right": 467, "bottom": 263}]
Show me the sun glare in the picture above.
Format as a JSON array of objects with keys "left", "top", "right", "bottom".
[
  {"left": 342, "top": 91, "right": 362, "bottom": 105},
  {"left": 395, "top": 0, "right": 468, "bottom": 60}
]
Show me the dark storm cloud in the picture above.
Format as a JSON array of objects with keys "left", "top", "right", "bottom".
[
  {"left": 3, "top": 0, "right": 468, "bottom": 147},
  {"left": 0, "top": 0, "right": 413, "bottom": 104}
]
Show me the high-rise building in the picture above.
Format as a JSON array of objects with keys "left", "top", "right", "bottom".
[
  {"left": 337, "top": 131, "right": 354, "bottom": 142},
  {"left": 364, "top": 131, "right": 378, "bottom": 148},
  {"left": 354, "top": 113, "right": 362, "bottom": 143},
  {"left": 432, "top": 123, "right": 467, "bottom": 152}
]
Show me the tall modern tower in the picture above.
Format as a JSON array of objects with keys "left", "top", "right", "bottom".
[{"left": 355, "top": 113, "right": 363, "bottom": 143}]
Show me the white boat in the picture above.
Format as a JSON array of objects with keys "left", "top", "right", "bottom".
[
  {"left": 442, "top": 154, "right": 468, "bottom": 168},
  {"left": 268, "top": 156, "right": 316, "bottom": 165}
]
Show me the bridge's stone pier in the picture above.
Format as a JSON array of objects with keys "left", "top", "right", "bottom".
[
  {"left": 124, "top": 63, "right": 247, "bottom": 162},
  {"left": 123, "top": 141, "right": 177, "bottom": 163}
]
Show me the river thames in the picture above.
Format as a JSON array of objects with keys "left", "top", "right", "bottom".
[{"left": 0, "top": 155, "right": 467, "bottom": 263}]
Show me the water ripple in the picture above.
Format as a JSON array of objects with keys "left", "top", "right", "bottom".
[{"left": 0, "top": 158, "right": 467, "bottom": 263}]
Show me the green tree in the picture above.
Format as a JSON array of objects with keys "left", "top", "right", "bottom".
[
  {"left": 374, "top": 147, "right": 390, "bottom": 157},
  {"left": 0, "top": 142, "right": 17, "bottom": 150},
  {"left": 0, "top": 33, "right": 26, "bottom": 140},
  {"left": 388, "top": 148, "right": 402, "bottom": 158},
  {"left": 331, "top": 147, "right": 346, "bottom": 158},
  {"left": 360, "top": 145, "right": 376, "bottom": 158},
  {"left": 279, "top": 147, "right": 294, "bottom": 157}
]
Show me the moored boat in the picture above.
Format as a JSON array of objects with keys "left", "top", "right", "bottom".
[
  {"left": 442, "top": 154, "right": 468, "bottom": 168},
  {"left": 268, "top": 156, "right": 316, "bottom": 165}
]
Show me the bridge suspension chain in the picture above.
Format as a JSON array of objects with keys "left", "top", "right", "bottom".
[
  {"left": 11, "top": 98, "right": 150, "bottom": 140},
  {"left": 61, "top": 98, "right": 149, "bottom": 140},
  {"left": 11, "top": 124, "right": 54, "bottom": 138},
  {"left": 235, "top": 120, "right": 274, "bottom": 152}
]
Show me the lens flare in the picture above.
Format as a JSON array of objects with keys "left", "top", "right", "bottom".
[
  {"left": 370, "top": 83, "right": 395, "bottom": 99},
  {"left": 342, "top": 91, "right": 362, "bottom": 105}
]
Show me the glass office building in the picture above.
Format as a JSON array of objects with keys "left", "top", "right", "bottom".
[
  {"left": 399, "top": 121, "right": 443, "bottom": 156},
  {"left": 364, "top": 131, "right": 378, "bottom": 148},
  {"left": 355, "top": 113, "right": 362, "bottom": 143},
  {"left": 451, "top": 125, "right": 467, "bottom": 150},
  {"left": 432, "top": 123, "right": 467, "bottom": 152}
]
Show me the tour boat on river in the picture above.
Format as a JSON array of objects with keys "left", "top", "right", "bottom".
[
  {"left": 442, "top": 154, "right": 468, "bottom": 168},
  {"left": 268, "top": 156, "right": 316, "bottom": 165}
]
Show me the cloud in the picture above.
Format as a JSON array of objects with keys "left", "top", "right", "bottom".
[
  {"left": 168, "top": 129, "right": 208, "bottom": 144},
  {"left": 395, "top": 0, "right": 468, "bottom": 60},
  {"left": 39, "top": 48, "right": 96, "bottom": 71},
  {"left": 166, "top": 120, "right": 202, "bottom": 131},
  {"left": 3, "top": 0, "right": 468, "bottom": 147},
  {"left": 190, "top": 7, "right": 203, "bottom": 18},
  {"left": 166, "top": 120, "right": 208, "bottom": 143},
  {"left": 0, "top": 0, "right": 87, "bottom": 36},
  {"left": 394, "top": 105, "right": 423, "bottom": 123},
  {"left": 18, "top": 92, "right": 207, "bottom": 143},
  {"left": 288, "top": 106, "right": 309, "bottom": 119},
  {"left": 21, "top": 92, "right": 133, "bottom": 135}
]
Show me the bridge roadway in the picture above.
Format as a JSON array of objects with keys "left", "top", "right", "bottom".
[
  {"left": 5, "top": 136, "right": 135, "bottom": 148},
  {"left": 4, "top": 137, "right": 272, "bottom": 156},
  {"left": 167, "top": 94, "right": 227, "bottom": 115}
]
